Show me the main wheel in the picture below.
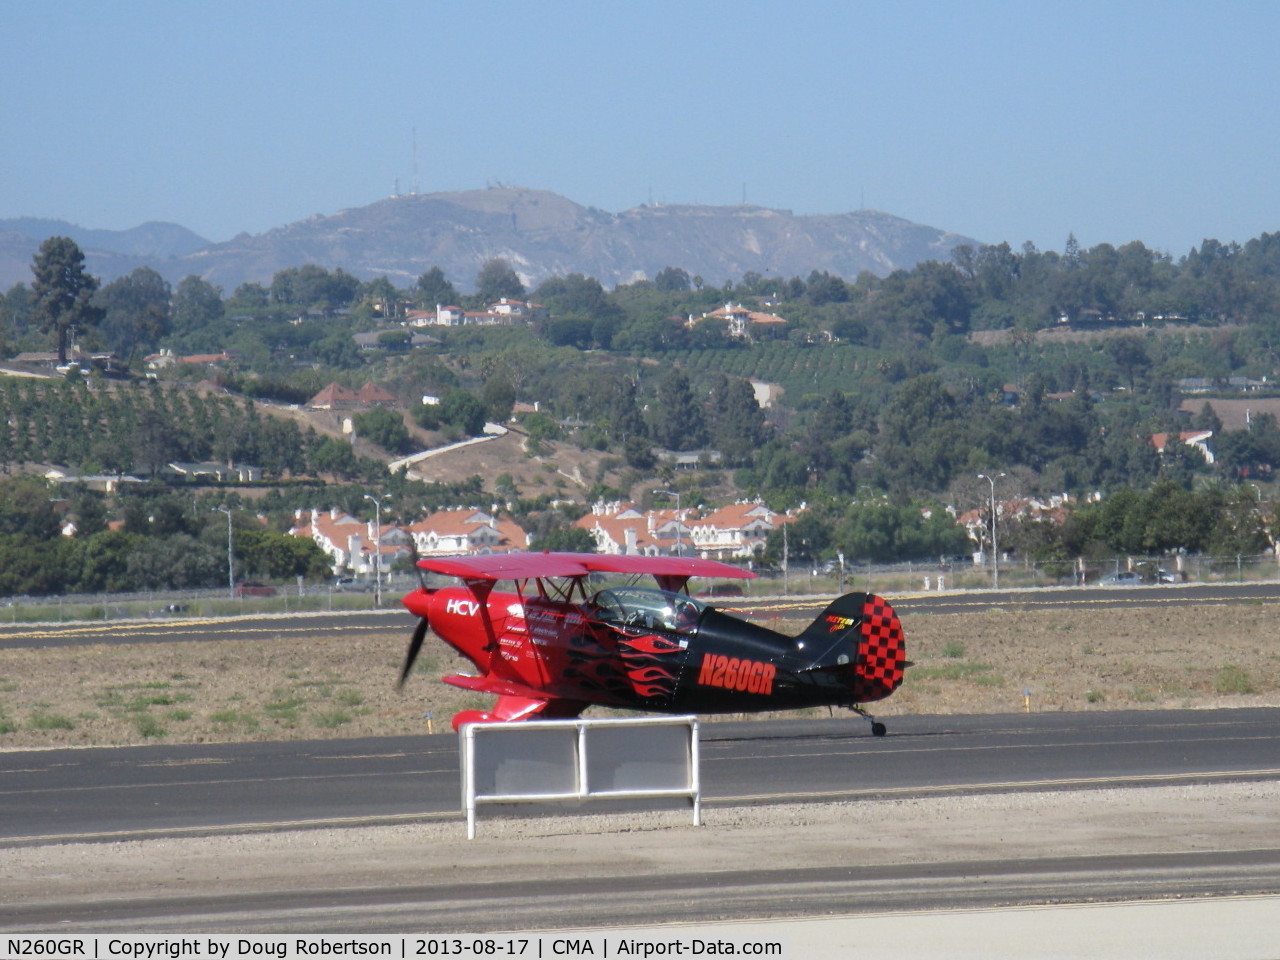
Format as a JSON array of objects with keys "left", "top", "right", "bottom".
[{"left": 871, "top": 721, "right": 887, "bottom": 737}]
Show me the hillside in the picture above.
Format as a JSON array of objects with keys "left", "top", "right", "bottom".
[{"left": 0, "top": 187, "right": 978, "bottom": 290}]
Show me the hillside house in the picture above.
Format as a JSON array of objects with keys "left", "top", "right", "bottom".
[
  {"left": 574, "top": 502, "right": 689, "bottom": 556},
  {"left": 958, "top": 494, "right": 1071, "bottom": 558},
  {"left": 408, "top": 300, "right": 548, "bottom": 328},
  {"left": 406, "top": 508, "right": 529, "bottom": 557},
  {"left": 690, "top": 303, "right": 788, "bottom": 342},
  {"left": 307, "top": 381, "right": 398, "bottom": 410},
  {"left": 167, "top": 461, "right": 262, "bottom": 483},
  {"left": 1150, "top": 430, "right": 1215, "bottom": 465},
  {"left": 289, "top": 509, "right": 413, "bottom": 575},
  {"left": 685, "top": 502, "right": 788, "bottom": 559},
  {"left": 575, "top": 499, "right": 788, "bottom": 560}
]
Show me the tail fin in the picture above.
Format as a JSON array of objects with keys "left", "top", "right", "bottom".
[{"left": 799, "top": 592, "right": 906, "bottom": 703}]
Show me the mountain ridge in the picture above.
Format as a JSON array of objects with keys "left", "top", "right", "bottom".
[{"left": 1, "top": 187, "right": 980, "bottom": 292}]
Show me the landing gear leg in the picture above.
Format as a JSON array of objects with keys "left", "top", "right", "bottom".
[{"left": 850, "top": 704, "right": 887, "bottom": 737}]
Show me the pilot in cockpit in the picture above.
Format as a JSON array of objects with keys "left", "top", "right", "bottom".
[{"left": 589, "top": 586, "right": 705, "bottom": 633}]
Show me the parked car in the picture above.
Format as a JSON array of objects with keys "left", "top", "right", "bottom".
[
  {"left": 332, "top": 576, "right": 370, "bottom": 591},
  {"left": 1099, "top": 570, "right": 1142, "bottom": 586},
  {"left": 234, "top": 582, "right": 276, "bottom": 597},
  {"left": 696, "top": 583, "right": 745, "bottom": 598}
]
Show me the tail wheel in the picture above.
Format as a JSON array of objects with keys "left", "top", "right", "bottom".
[{"left": 851, "top": 704, "right": 888, "bottom": 737}]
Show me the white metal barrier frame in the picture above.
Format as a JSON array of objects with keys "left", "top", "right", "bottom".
[{"left": 460, "top": 715, "right": 701, "bottom": 839}]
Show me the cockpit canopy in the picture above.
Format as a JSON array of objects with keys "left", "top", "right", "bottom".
[{"left": 590, "top": 586, "right": 707, "bottom": 634}]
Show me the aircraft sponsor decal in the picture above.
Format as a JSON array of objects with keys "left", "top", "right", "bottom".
[
  {"left": 825, "top": 614, "right": 857, "bottom": 632},
  {"left": 446, "top": 598, "right": 480, "bottom": 616},
  {"left": 697, "top": 653, "right": 776, "bottom": 695},
  {"left": 526, "top": 604, "right": 585, "bottom": 643}
]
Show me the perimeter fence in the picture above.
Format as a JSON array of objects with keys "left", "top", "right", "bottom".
[{"left": 2, "top": 554, "right": 1278, "bottom": 625}]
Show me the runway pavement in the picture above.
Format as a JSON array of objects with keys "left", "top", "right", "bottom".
[{"left": 5, "top": 709, "right": 1280, "bottom": 844}]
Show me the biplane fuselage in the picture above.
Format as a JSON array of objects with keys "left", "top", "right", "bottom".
[{"left": 398, "top": 553, "right": 907, "bottom": 732}]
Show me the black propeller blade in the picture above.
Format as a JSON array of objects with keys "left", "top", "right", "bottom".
[{"left": 398, "top": 617, "right": 430, "bottom": 690}]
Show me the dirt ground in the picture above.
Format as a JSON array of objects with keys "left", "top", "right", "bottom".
[{"left": 2, "top": 601, "right": 1278, "bottom": 750}]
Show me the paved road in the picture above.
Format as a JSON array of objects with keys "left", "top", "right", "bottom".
[{"left": 5, "top": 708, "right": 1279, "bottom": 844}]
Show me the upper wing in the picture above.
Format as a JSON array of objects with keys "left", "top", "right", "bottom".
[{"left": 416, "top": 551, "right": 755, "bottom": 582}]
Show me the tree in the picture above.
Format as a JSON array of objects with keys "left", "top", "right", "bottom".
[
  {"left": 649, "top": 368, "right": 706, "bottom": 451},
  {"left": 31, "top": 236, "right": 103, "bottom": 364},
  {"left": 414, "top": 267, "right": 459, "bottom": 308},
  {"left": 234, "top": 527, "right": 331, "bottom": 580},
  {"left": 0, "top": 477, "right": 61, "bottom": 540},
  {"left": 271, "top": 265, "right": 360, "bottom": 310},
  {"left": 481, "top": 376, "right": 516, "bottom": 422},
  {"left": 654, "top": 266, "right": 692, "bottom": 292},
  {"left": 352, "top": 407, "right": 412, "bottom": 454},
  {"left": 475, "top": 259, "right": 525, "bottom": 303},
  {"left": 171, "top": 276, "right": 225, "bottom": 333},
  {"left": 95, "top": 267, "right": 172, "bottom": 363},
  {"left": 227, "top": 282, "right": 270, "bottom": 315},
  {"left": 535, "top": 526, "right": 597, "bottom": 552},
  {"left": 439, "top": 389, "right": 487, "bottom": 437},
  {"left": 709, "top": 374, "right": 765, "bottom": 467}
]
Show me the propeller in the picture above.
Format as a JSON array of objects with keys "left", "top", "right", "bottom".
[{"left": 397, "top": 616, "right": 430, "bottom": 690}]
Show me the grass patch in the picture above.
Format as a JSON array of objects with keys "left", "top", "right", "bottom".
[
  {"left": 911, "top": 660, "right": 998, "bottom": 686},
  {"left": 125, "top": 692, "right": 194, "bottom": 711},
  {"left": 133, "top": 715, "right": 167, "bottom": 738},
  {"left": 265, "top": 695, "right": 306, "bottom": 722},
  {"left": 940, "top": 641, "right": 966, "bottom": 659},
  {"left": 1130, "top": 687, "right": 1156, "bottom": 703},
  {"left": 96, "top": 685, "right": 195, "bottom": 714},
  {"left": 1214, "top": 664, "right": 1255, "bottom": 695},
  {"left": 1085, "top": 690, "right": 1106, "bottom": 703},
  {"left": 29, "top": 711, "right": 75, "bottom": 730},
  {"left": 0, "top": 709, "right": 18, "bottom": 734},
  {"left": 209, "top": 709, "right": 260, "bottom": 731},
  {"left": 165, "top": 709, "right": 194, "bottom": 722},
  {"left": 313, "top": 709, "right": 352, "bottom": 728},
  {"left": 335, "top": 688, "right": 364, "bottom": 707}
]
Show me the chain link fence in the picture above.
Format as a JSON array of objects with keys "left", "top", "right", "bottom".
[{"left": 3, "top": 557, "right": 1277, "bottom": 625}]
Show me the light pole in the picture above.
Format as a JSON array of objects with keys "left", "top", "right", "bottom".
[
  {"left": 215, "top": 507, "right": 234, "bottom": 597},
  {"left": 363, "top": 494, "right": 388, "bottom": 606},
  {"left": 653, "top": 489, "right": 683, "bottom": 556},
  {"left": 977, "top": 473, "right": 1005, "bottom": 589}
]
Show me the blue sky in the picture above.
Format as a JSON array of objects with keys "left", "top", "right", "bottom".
[{"left": 4, "top": 1, "right": 1278, "bottom": 259}]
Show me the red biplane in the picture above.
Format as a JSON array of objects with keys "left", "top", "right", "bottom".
[{"left": 398, "top": 552, "right": 907, "bottom": 735}]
